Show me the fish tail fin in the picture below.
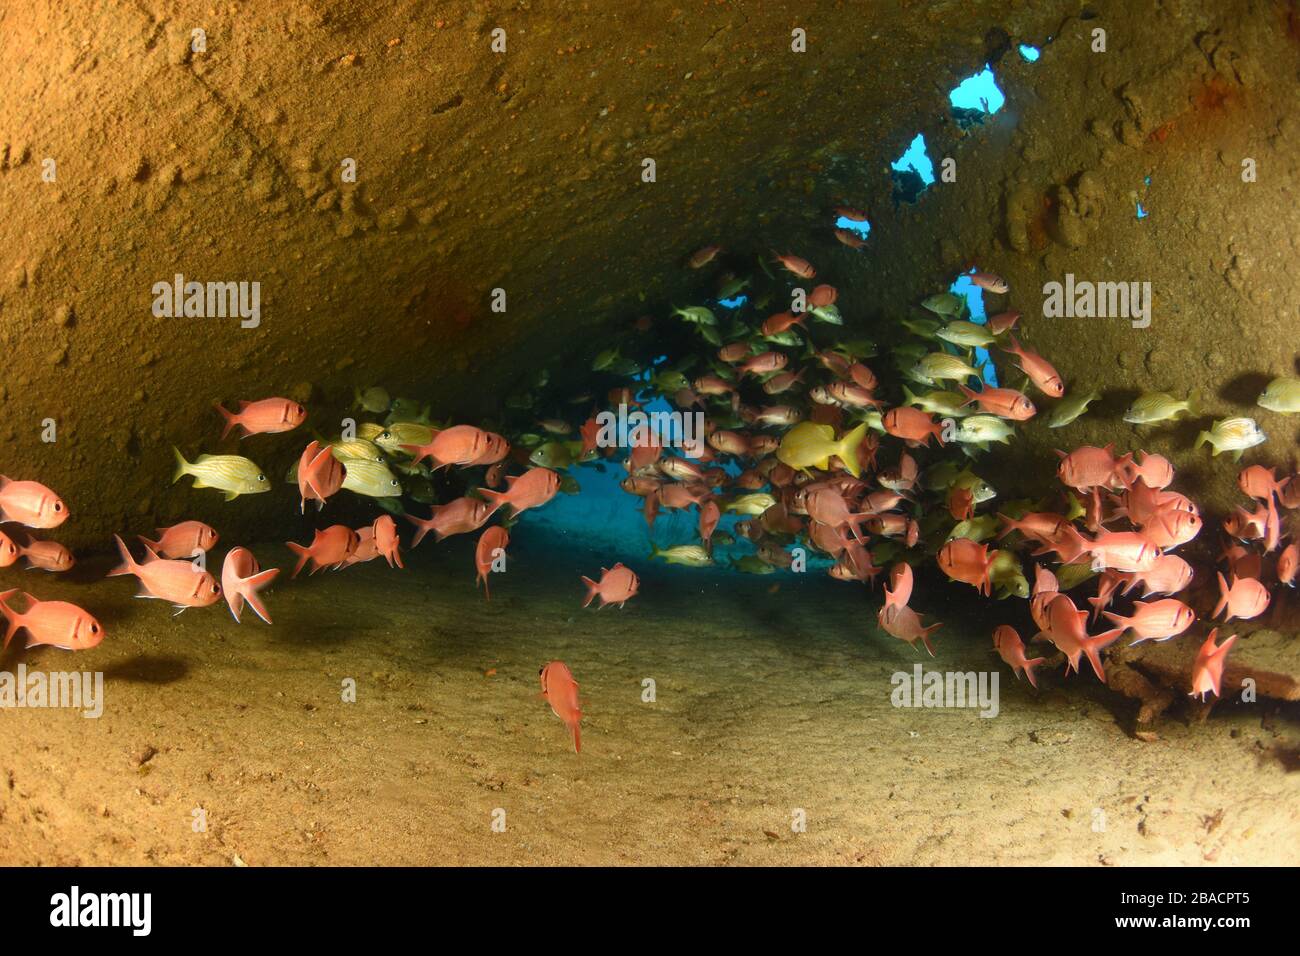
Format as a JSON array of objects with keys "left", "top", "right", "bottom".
[
  {"left": 286, "top": 542, "right": 311, "bottom": 579},
  {"left": 580, "top": 576, "right": 599, "bottom": 609},
  {"left": 1101, "top": 610, "right": 1129, "bottom": 630},
  {"left": 0, "top": 590, "right": 19, "bottom": 650},
  {"left": 920, "top": 624, "right": 940, "bottom": 657},
  {"left": 1194, "top": 430, "right": 1210, "bottom": 451},
  {"left": 242, "top": 569, "right": 279, "bottom": 624},
  {"left": 171, "top": 446, "right": 190, "bottom": 484},
  {"left": 1185, "top": 388, "right": 1201, "bottom": 419},
  {"left": 571, "top": 722, "right": 581, "bottom": 755},
  {"left": 957, "top": 383, "right": 979, "bottom": 406},
  {"left": 214, "top": 403, "right": 239, "bottom": 440},
  {"left": 1023, "top": 657, "right": 1045, "bottom": 689},
  {"left": 477, "top": 488, "right": 507, "bottom": 512},
  {"left": 994, "top": 514, "right": 1018, "bottom": 540},
  {"left": 106, "top": 534, "right": 138, "bottom": 577},
  {"left": 1082, "top": 629, "right": 1124, "bottom": 683},
  {"left": 405, "top": 509, "right": 439, "bottom": 548},
  {"left": 836, "top": 422, "right": 869, "bottom": 478}
]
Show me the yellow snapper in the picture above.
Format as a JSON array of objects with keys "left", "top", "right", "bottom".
[
  {"left": 330, "top": 438, "right": 384, "bottom": 462},
  {"left": 914, "top": 352, "right": 982, "bottom": 384},
  {"left": 172, "top": 447, "right": 270, "bottom": 500},
  {"left": 1046, "top": 389, "right": 1101, "bottom": 428},
  {"left": 954, "top": 414, "right": 1015, "bottom": 445},
  {"left": 1195, "top": 417, "right": 1266, "bottom": 460},
  {"left": 650, "top": 543, "right": 714, "bottom": 567},
  {"left": 723, "top": 492, "right": 777, "bottom": 516},
  {"left": 353, "top": 386, "right": 390, "bottom": 414},
  {"left": 901, "top": 384, "right": 971, "bottom": 418},
  {"left": 1257, "top": 376, "right": 1300, "bottom": 413},
  {"left": 374, "top": 423, "right": 437, "bottom": 455},
  {"left": 947, "top": 515, "right": 1000, "bottom": 543},
  {"left": 775, "top": 420, "right": 869, "bottom": 478},
  {"left": 935, "top": 320, "right": 995, "bottom": 349},
  {"left": 341, "top": 458, "right": 402, "bottom": 498},
  {"left": 989, "top": 550, "right": 1029, "bottom": 598},
  {"left": 529, "top": 441, "right": 580, "bottom": 469},
  {"left": 1123, "top": 390, "right": 1195, "bottom": 424},
  {"left": 951, "top": 470, "right": 996, "bottom": 503}
]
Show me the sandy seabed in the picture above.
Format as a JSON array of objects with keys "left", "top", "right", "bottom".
[{"left": 0, "top": 531, "right": 1296, "bottom": 867}]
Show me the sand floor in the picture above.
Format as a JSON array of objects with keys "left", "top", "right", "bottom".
[{"left": 1, "top": 533, "right": 1296, "bottom": 866}]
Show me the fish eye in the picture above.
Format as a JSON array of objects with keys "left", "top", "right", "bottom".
[
  {"left": 90, "top": 624, "right": 99, "bottom": 634},
  {"left": 257, "top": 474, "right": 266, "bottom": 482},
  {"left": 53, "top": 502, "right": 63, "bottom": 512},
  {"left": 212, "top": 583, "right": 221, "bottom": 594}
]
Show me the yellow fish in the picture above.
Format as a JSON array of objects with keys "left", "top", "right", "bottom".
[
  {"left": 775, "top": 421, "right": 869, "bottom": 478},
  {"left": 172, "top": 447, "right": 270, "bottom": 500},
  {"left": 341, "top": 458, "right": 402, "bottom": 498}
]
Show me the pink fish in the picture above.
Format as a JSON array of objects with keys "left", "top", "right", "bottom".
[
  {"left": 1213, "top": 573, "right": 1270, "bottom": 622},
  {"left": 1038, "top": 594, "right": 1123, "bottom": 683},
  {"left": 1124, "top": 553, "right": 1193, "bottom": 597},
  {"left": 937, "top": 539, "right": 998, "bottom": 596},
  {"left": 987, "top": 310, "right": 1020, "bottom": 335},
  {"left": 773, "top": 252, "right": 815, "bottom": 279},
  {"left": 221, "top": 547, "right": 279, "bottom": 624},
  {"left": 1056, "top": 444, "right": 1126, "bottom": 491},
  {"left": 286, "top": 526, "right": 360, "bottom": 578},
  {"left": 475, "top": 526, "right": 510, "bottom": 600},
  {"left": 1001, "top": 335, "right": 1064, "bottom": 398},
  {"left": 108, "top": 535, "right": 223, "bottom": 610},
  {"left": 969, "top": 271, "right": 1009, "bottom": 294},
  {"left": 407, "top": 498, "right": 497, "bottom": 547},
  {"left": 877, "top": 602, "right": 939, "bottom": 656},
  {"left": 403, "top": 425, "right": 493, "bottom": 470},
  {"left": 139, "top": 521, "right": 219, "bottom": 559},
  {"left": 0, "top": 590, "right": 103, "bottom": 651},
  {"left": 0, "top": 477, "right": 67, "bottom": 528},
  {"left": 993, "top": 625, "right": 1045, "bottom": 688},
  {"left": 884, "top": 562, "right": 913, "bottom": 609},
  {"left": 1116, "top": 451, "right": 1175, "bottom": 490},
  {"left": 1103, "top": 599, "right": 1195, "bottom": 644},
  {"left": 1278, "top": 543, "right": 1298, "bottom": 587},
  {"left": 214, "top": 397, "right": 306, "bottom": 439},
  {"left": 478, "top": 467, "right": 560, "bottom": 516},
  {"left": 372, "top": 515, "right": 404, "bottom": 569},
  {"left": 581, "top": 563, "right": 639, "bottom": 609},
  {"left": 297, "top": 441, "right": 345, "bottom": 513},
  {"left": 539, "top": 661, "right": 582, "bottom": 753},
  {"left": 1189, "top": 629, "right": 1236, "bottom": 701},
  {"left": 17, "top": 537, "right": 75, "bottom": 572}
]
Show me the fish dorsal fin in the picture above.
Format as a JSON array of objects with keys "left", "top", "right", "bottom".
[{"left": 140, "top": 542, "right": 161, "bottom": 562}]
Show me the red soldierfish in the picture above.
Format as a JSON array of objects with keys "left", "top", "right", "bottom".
[
  {"left": 884, "top": 562, "right": 913, "bottom": 608},
  {"left": 1189, "top": 629, "right": 1237, "bottom": 701},
  {"left": 372, "top": 515, "right": 403, "bottom": 569},
  {"left": 479, "top": 467, "right": 560, "bottom": 516},
  {"left": 0, "top": 531, "right": 19, "bottom": 568},
  {"left": 475, "top": 526, "right": 509, "bottom": 600},
  {"left": 0, "top": 477, "right": 68, "bottom": 528},
  {"left": 16, "top": 538, "right": 74, "bottom": 572},
  {"left": 140, "top": 521, "right": 219, "bottom": 559},
  {"left": 937, "top": 538, "right": 999, "bottom": 596},
  {"left": 1056, "top": 444, "right": 1126, "bottom": 491},
  {"left": 221, "top": 547, "right": 279, "bottom": 624},
  {"left": 406, "top": 497, "right": 497, "bottom": 547},
  {"left": 773, "top": 252, "right": 815, "bottom": 279},
  {"left": 214, "top": 398, "right": 306, "bottom": 439},
  {"left": 539, "top": 661, "right": 582, "bottom": 753},
  {"left": 1213, "top": 573, "right": 1270, "bottom": 622},
  {"left": 1001, "top": 335, "right": 1064, "bottom": 397},
  {"left": 1039, "top": 594, "right": 1123, "bottom": 683},
  {"left": 403, "top": 425, "right": 495, "bottom": 470},
  {"left": 297, "top": 441, "right": 345, "bottom": 513},
  {"left": 877, "top": 602, "right": 939, "bottom": 656},
  {"left": 286, "top": 526, "right": 360, "bottom": 578},
  {"left": 581, "top": 563, "right": 640, "bottom": 609},
  {"left": 0, "top": 590, "right": 103, "bottom": 651},
  {"left": 108, "top": 535, "right": 223, "bottom": 609},
  {"left": 993, "top": 625, "right": 1045, "bottom": 688},
  {"left": 959, "top": 383, "right": 1035, "bottom": 420},
  {"left": 1103, "top": 599, "right": 1195, "bottom": 643}
]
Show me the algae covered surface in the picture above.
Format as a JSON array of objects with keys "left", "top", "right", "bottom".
[{"left": 0, "top": 531, "right": 1294, "bottom": 866}]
